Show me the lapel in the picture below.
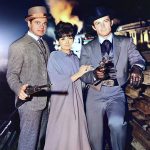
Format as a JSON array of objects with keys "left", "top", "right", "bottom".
[
  {"left": 113, "top": 35, "right": 121, "bottom": 67},
  {"left": 92, "top": 38, "right": 103, "bottom": 65},
  {"left": 25, "top": 34, "right": 49, "bottom": 64}
]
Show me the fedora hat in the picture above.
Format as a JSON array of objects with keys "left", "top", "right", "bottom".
[
  {"left": 89, "top": 7, "right": 113, "bottom": 24},
  {"left": 25, "top": 6, "right": 50, "bottom": 22}
]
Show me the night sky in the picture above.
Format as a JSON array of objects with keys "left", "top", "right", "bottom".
[
  {"left": 77, "top": 0, "right": 150, "bottom": 23},
  {"left": 0, "top": 0, "right": 149, "bottom": 51}
]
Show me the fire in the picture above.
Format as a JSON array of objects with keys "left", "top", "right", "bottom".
[{"left": 46, "top": 0, "right": 83, "bottom": 32}]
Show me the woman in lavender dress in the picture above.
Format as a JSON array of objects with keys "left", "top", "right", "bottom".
[{"left": 44, "top": 21, "right": 92, "bottom": 150}]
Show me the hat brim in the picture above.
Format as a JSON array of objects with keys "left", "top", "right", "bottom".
[
  {"left": 92, "top": 14, "right": 109, "bottom": 22},
  {"left": 25, "top": 15, "right": 51, "bottom": 22}
]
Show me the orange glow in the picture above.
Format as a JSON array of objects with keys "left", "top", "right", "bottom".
[{"left": 46, "top": 0, "right": 83, "bottom": 32}]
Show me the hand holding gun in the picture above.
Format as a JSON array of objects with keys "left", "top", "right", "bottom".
[
  {"left": 93, "top": 57, "right": 116, "bottom": 86},
  {"left": 94, "top": 59, "right": 106, "bottom": 81},
  {"left": 16, "top": 83, "right": 52, "bottom": 108}
]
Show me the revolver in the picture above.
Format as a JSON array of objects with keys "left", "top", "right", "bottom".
[{"left": 93, "top": 57, "right": 117, "bottom": 86}]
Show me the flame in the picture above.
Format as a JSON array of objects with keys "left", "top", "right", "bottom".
[{"left": 46, "top": 0, "right": 83, "bottom": 32}]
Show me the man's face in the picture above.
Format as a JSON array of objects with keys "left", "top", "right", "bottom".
[
  {"left": 92, "top": 16, "right": 113, "bottom": 37},
  {"left": 28, "top": 18, "right": 48, "bottom": 37}
]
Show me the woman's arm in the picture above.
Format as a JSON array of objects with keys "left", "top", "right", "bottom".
[{"left": 71, "top": 65, "right": 93, "bottom": 82}]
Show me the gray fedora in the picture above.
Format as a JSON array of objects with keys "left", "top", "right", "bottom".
[{"left": 25, "top": 6, "right": 50, "bottom": 22}]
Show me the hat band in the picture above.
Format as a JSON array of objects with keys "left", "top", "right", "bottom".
[{"left": 28, "top": 13, "right": 47, "bottom": 18}]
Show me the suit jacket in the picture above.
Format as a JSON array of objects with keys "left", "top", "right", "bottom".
[
  {"left": 80, "top": 35, "right": 145, "bottom": 87},
  {"left": 7, "top": 34, "right": 50, "bottom": 111}
]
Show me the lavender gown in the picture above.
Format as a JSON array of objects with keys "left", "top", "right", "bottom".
[{"left": 44, "top": 51, "right": 91, "bottom": 150}]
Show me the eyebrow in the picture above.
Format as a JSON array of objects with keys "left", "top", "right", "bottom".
[{"left": 95, "top": 18, "right": 110, "bottom": 23}]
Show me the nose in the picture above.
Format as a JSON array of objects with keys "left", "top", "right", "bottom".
[
  {"left": 65, "top": 39, "right": 70, "bottom": 44},
  {"left": 100, "top": 22, "right": 105, "bottom": 27},
  {"left": 40, "top": 24, "right": 45, "bottom": 28},
  {"left": 39, "top": 23, "right": 46, "bottom": 29}
]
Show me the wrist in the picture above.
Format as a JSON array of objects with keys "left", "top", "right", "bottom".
[
  {"left": 132, "top": 65, "right": 143, "bottom": 72},
  {"left": 77, "top": 71, "right": 83, "bottom": 78}
]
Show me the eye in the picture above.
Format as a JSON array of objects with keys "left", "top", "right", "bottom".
[
  {"left": 43, "top": 22, "right": 48, "bottom": 26},
  {"left": 95, "top": 22, "right": 100, "bottom": 25},
  {"left": 35, "top": 21, "right": 40, "bottom": 25},
  {"left": 104, "top": 19, "right": 110, "bottom": 23},
  {"left": 60, "top": 37, "right": 65, "bottom": 40}
]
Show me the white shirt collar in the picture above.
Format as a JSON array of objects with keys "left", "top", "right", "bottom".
[
  {"left": 28, "top": 31, "right": 40, "bottom": 41},
  {"left": 98, "top": 33, "right": 113, "bottom": 44}
]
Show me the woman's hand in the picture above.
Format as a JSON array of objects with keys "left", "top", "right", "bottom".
[
  {"left": 71, "top": 65, "right": 93, "bottom": 82},
  {"left": 78, "top": 65, "right": 93, "bottom": 77}
]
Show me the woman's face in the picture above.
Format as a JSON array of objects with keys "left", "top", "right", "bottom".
[{"left": 58, "top": 35, "right": 74, "bottom": 53}]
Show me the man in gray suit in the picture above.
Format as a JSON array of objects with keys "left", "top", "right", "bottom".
[
  {"left": 80, "top": 7, "right": 145, "bottom": 150},
  {"left": 7, "top": 6, "right": 50, "bottom": 150}
]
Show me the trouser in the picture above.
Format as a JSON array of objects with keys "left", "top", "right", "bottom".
[
  {"left": 86, "top": 89, "right": 127, "bottom": 150},
  {"left": 18, "top": 104, "right": 48, "bottom": 150}
]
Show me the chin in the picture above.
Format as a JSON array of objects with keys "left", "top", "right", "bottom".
[
  {"left": 100, "top": 32, "right": 111, "bottom": 37},
  {"left": 37, "top": 32, "right": 45, "bottom": 37},
  {"left": 38, "top": 34, "right": 45, "bottom": 37}
]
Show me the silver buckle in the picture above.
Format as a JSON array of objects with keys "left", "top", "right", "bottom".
[{"left": 102, "top": 80, "right": 114, "bottom": 86}]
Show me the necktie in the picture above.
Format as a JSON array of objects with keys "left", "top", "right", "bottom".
[
  {"left": 101, "top": 40, "right": 112, "bottom": 55},
  {"left": 38, "top": 38, "right": 46, "bottom": 54}
]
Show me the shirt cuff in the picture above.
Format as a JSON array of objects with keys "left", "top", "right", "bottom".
[{"left": 132, "top": 64, "right": 145, "bottom": 70}]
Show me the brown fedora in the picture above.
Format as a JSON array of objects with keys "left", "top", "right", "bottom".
[{"left": 25, "top": 6, "right": 49, "bottom": 22}]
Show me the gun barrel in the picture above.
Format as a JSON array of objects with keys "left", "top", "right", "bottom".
[{"left": 37, "top": 83, "right": 52, "bottom": 89}]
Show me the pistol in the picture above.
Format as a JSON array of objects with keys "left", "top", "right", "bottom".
[
  {"left": 25, "top": 83, "right": 52, "bottom": 95},
  {"left": 93, "top": 57, "right": 117, "bottom": 86}
]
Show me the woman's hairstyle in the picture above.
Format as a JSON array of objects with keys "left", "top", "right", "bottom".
[{"left": 55, "top": 21, "right": 78, "bottom": 40}]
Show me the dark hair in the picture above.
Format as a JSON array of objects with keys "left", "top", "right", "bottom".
[{"left": 55, "top": 21, "right": 78, "bottom": 40}]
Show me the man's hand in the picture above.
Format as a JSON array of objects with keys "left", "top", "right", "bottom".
[
  {"left": 18, "top": 84, "right": 29, "bottom": 100},
  {"left": 130, "top": 65, "right": 143, "bottom": 88},
  {"left": 94, "top": 66, "right": 106, "bottom": 80}
]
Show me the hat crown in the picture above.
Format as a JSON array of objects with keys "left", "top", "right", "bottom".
[
  {"left": 25, "top": 6, "right": 50, "bottom": 22},
  {"left": 89, "top": 7, "right": 113, "bottom": 24},
  {"left": 28, "top": 6, "right": 47, "bottom": 16},
  {"left": 92, "top": 7, "right": 110, "bottom": 20}
]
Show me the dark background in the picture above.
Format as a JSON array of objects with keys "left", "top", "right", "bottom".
[{"left": 0, "top": 0, "right": 149, "bottom": 46}]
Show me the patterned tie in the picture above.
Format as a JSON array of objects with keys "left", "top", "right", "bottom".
[
  {"left": 38, "top": 38, "right": 46, "bottom": 54},
  {"left": 101, "top": 40, "right": 112, "bottom": 55}
]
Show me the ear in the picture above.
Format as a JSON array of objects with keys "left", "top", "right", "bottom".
[
  {"left": 92, "top": 25, "right": 96, "bottom": 31},
  {"left": 111, "top": 20, "right": 113, "bottom": 26},
  {"left": 27, "top": 21, "right": 31, "bottom": 28}
]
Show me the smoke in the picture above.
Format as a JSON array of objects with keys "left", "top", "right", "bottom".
[
  {"left": 0, "top": 48, "right": 7, "bottom": 72},
  {"left": 0, "top": 36, "right": 8, "bottom": 72},
  {"left": 45, "top": 0, "right": 83, "bottom": 32}
]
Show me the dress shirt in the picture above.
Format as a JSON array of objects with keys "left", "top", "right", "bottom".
[
  {"left": 98, "top": 33, "right": 113, "bottom": 44},
  {"left": 28, "top": 31, "right": 39, "bottom": 41}
]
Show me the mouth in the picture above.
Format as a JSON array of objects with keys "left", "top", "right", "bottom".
[
  {"left": 63, "top": 44, "right": 71, "bottom": 47},
  {"left": 38, "top": 30, "right": 44, "bottom": 32}
]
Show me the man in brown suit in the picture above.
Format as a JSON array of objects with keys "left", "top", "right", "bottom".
[{"left": 7, "top": 6, "right": 50, "bottom": 150}]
